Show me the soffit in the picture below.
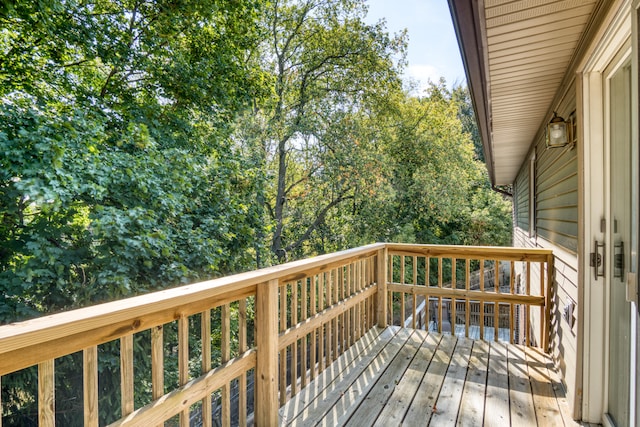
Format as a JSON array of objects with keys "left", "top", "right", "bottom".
[{"left": 483, "top": 0, "right": 599, "bottom": 185}]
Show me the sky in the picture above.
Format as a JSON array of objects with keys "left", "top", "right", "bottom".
[{"left": 364, "top": 0, "right": 466, "bottom": 93}]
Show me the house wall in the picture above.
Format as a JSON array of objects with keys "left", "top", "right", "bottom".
[{"left": 512, "top": 82, "right": 581, "bottom": 418}]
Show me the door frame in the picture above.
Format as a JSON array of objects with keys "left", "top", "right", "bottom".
[
  {"left": 631, "top": 1, "right": 640, "bottom": 424},
  {"left": 579, "top": 1, "right": 633, "bottom": 423}
]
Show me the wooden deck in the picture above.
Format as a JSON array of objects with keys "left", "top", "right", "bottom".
[{"left": 279, "top": 326, "right": 588, "bottom": 427}]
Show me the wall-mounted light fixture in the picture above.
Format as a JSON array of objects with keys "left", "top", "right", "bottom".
[{"left": 546, "top": 111, "right": 570, "bottom": 148}]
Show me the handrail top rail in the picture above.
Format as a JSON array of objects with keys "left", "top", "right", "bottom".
[
  {"left": 0, "top": 243, "right": 553, "bottom": 359},
  {"left": 386, "top": 243, "right": 553, "bottom": 260},
  {"left": 0, "top": 243, "right": 384, "bottom": 355}
]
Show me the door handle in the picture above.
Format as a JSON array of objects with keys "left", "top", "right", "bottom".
[
  {"left": 614, "top": 241, "right": 624, "bottom": 281},
  {"left": 590, "top": 240, "right": 605, "bottom": 280}
]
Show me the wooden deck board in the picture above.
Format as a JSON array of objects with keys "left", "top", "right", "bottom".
[
  {"left": 401, "top": 333, "right": 457, "bottom": 426},
  {"left": 373, "top": 331, "right": 442, "bottom": 426},
  {"left": 282, "top": 327, "right": 399, "bottom": 426},
  {"left": 280, "top": 326, "right": 578, "bottom": 427},
  {"left": 456, "top": 339, "right": 489, "bottom": 426},
  {"left": 485, "top": 341, "right": 511, "bottom": 427},
  {"left": 311, "top": 328, "right": 413, "bottom": 427},
  {"left": 430, "top": 336, "right": 473, "bottom": 425},
  {"left": 508, "top": 344, "right": 537, "bottom": 427},
  {"left": 524, "top": 345, "right": 563, "bottom": 426},
  {"left": 345, "top": 330, "right": 426, "bottom": 426}
]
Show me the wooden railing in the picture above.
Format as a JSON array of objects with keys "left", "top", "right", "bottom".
[
  {"left": 0, "top": 243, "right": 553, "bottom": 426},
  {"left": 382, "top": 244, "right": 554, "bottom": 350}
]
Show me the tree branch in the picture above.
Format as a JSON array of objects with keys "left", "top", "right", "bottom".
[{"left": 284, "top": 193, "right": 353, "bottom": 253}]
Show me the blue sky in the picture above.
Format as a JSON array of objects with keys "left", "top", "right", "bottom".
[{"left": 364, "top": 0, "right": 466, "bottom": 92}]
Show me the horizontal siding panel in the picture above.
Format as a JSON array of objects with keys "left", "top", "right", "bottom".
[
  {"left": 536, "top": 227, "right": 577, "bottom": 252},
  {"left": 538, "top": 157, "right": 578, "bottom": 189},
  {"left": 537, "top": 192, "right": 578, "bottom": 210},
  {"left": 515, "top": 161, "right": 530, "bottom": 230},
  {"left": 537, "top": 205, "right": 578, "bottom": 221},
  {"left": 537, "top": 176, "right": 578, "bottom": 201},
  {"left": 537, "top": 218, "right": 578, "bottom": 238}
]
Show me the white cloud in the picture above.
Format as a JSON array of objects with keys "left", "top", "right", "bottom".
[{"left": 405, "top": 64, "right": 442, "bottom": 94}]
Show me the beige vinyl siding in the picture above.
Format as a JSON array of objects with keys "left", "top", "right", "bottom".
[{"left": 514, "top": 161, "right": 530, "bottom": 231}]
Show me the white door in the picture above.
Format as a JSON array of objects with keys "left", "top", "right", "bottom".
[{"left": 605, "top": 58, "right": 633, "bottom": 427}]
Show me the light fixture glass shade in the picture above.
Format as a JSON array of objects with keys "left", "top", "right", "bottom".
[{"left": 546, "top": 113, "right": 569, "bottom": 148}]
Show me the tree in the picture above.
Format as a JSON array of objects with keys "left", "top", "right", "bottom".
[
  {"left": 243, "top": 0, "right": 406, "bottom": 261},
  {"left": 0, "top": 0, "right": 267, "bottom": 320}
]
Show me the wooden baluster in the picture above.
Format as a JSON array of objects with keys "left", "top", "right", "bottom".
[
  {"left": 389, "top": 255, "right": 394, "bottom": 325},
  {"left": 301, "top": 279, "right": 308, "bottom": 389},
  {"left": 367, "top": 260, "right": 372, "bottom": 330},
  {"left": 438, "top": 257, "right": 443, "bottom": 334},
  {"left": 494, "top": 260, "right": 499, "bottom": 342},
  {"left": 238, "top": 300, "right": 247, "bottom": 425},
  {"left": 545, "top": 256, "right": 554, "bottom": 352},
  {"left": 400, "top": 255, "right": 406, "bottom": 328},
  {"left": 202, "top": 310, "right": 212, "bottom": 427},
  {"left": 377, "top": 248, "right": 388, "bottom": 328},
  {"left": 121, "top": 335, "right": 135, "bottom": 417},
  {"left": 356, "top": 264, "right": 360, "bottom": 345},
  {"left": 38, "top": 360, "right": 55, "bottom": 427},
  {"left": 465, "top": 259, "right": 470, "bottom": 338},
  {"left": 338, "top": 265, "right": 342, "bottom": 352},
  {"left": 357, "top": 260, "right": 366, "bottom": 339},
  {"left": 84, "top": 346, "right": 99, "bottom": 427},
  {"left": 425, "top": 256, "right": 430, "bottom": 331},
  {"left": 310, "top": 276, "right": 317, "bottom": 380},
  {"left": 279, "top": 284, "right": 287, "bottom": 405},
  {"left": 451, "top": 258, "right": 456, "bottom": 336},
  {"left": 526, "top": 261, "right": 531, "bottom": 346},
  {"left": 256, "top": 279, "right": 278, "bottom": 426},
  {"left": 151, "top": 325, "right": 164, "bottom": 418},
  {"left": 333, "top": 270, "right": 339, "bottom": 359},
  {"left": 323, "top": 272, "right": 331, "bottom": 368},
  {"left": 221, "top": 305, "right": 230, "bottom": 427},
  {"left": 480, "top": 260, "right": 485, "bottom": 340},
  {"left": 412, "top": 256, "right": 417, "bottom": 330},
  {"left": 540, "top": 261, "right": 545, "bottom": 349},
  {"left": 357, "top": 261, "right": 363, "bottom": 339},
  {"left": 347, "top": 264, "right": 352, "bottom": 346},
  {"left": 291, "top": 282, "right": 298, "bottom": 396},
  {"left": 179, "top": 316, "right": 190, "bottom": 427},
  {"left": 318, "top": 274, "right": 325, "bottom": 375},
  {"left": 510, "top": 261, "right": 515, "bottom": 344}
]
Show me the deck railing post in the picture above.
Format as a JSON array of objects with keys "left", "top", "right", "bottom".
[
  {"left": 255, "top": 278, "right": 279, "bottom": 426},
  {"left": 544, "top": 254, "right": 554, "bottom": 353},
  {"left": 376, "top": 247, "right": 388, "bottom": 328}
]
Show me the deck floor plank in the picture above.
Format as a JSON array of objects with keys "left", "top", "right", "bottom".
[
  {"left": 344, "top": 330, "right": 428, "bottom": 427},
  {"left": 508, "top": 344, "right": 537, "bottom": 427},
  {"left": 282, "top": 326, "right": 399, "bottom": 426},
  {"left": 524, "top": 345, "right": 564, "bottom": 426},
  {"left": 280, "top": 326, "right": 577, "bottom": 427},
  {"left": 401, "top": 333, "right": 458, "bottom": 426},
  {"left": 430, "top": 336, "right": 474, "bottom": 425},
  {"left": 456, "top": 339, "right": 489, "bottom": 426},
  {"left": 310, "top": 328, "right": 413, "bottom": 427},
  {"left": 280, "top": 327, "right": 389, "bottom": 425},
  {"left": 484, "top": 341, "right": 511, "bottom": 427},
  {"left": 372, "top": 331, "right": 442, "bottom": 426}
]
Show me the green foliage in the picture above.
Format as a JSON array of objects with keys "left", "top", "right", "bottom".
[
  {"left": 1, "top": 0, "right": 512, "bottom": 423},
  {"left": 0, "top": 99, "right": 263, "bottom": 321}
]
